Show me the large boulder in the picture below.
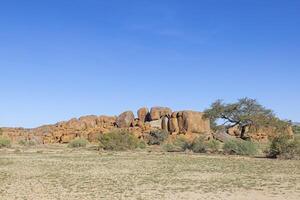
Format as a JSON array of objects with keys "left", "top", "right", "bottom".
[
  {"left": 150, "top": 107, "right": 172, "bottom": 121},
  {"left": 162, "top": 116, "right": 169, "bottom": 132},
  {"left": 177, "top": 111, "right": 210, "bottom": 134},
  {"left": 137, "top": 107, "right": 149, "bottom": 122},
  {"left": 168, "top": 112, "right": 179, "bottom": 134},
  {"left": 116, "top": 111, "right": 135, "bottom": 128}
]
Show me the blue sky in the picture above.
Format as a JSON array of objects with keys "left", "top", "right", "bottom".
[{"left": 0, "top": 0, "right": 299, "bottom": 128}]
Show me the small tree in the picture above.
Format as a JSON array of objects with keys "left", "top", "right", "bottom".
[{"left": 204, "top": 98, "right": 287, "bottom": 139}]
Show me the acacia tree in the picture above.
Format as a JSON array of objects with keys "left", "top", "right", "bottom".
[{"left": 204, "top": 98, "right": 278, "bottom": 139}]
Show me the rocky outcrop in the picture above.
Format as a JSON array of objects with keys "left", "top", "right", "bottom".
[
  {"left": 179, "top": 111, "right": 210, "bottom": 134},
  {"left": 150, "top": 107, "right": 172, "bottom": 121},
  {"left": 4, "top": 106, "right": 293, "bottom": 144},
  {"left": 162, "top": 116, "right": 169, "bottom": 132},
  {"left": 167, "top": 111, "right": 211, "bottom": 138},
  {"left": 137, "top": 107, "right": 149, "bottom": 123},
  {"left": 1, "top": 107, "right": 213, "bottom": 144},
  {"left": 1, "top": 127, "right": 40, "bottom": 143},
  {"left": 149, "top": 119, "right": 162, "bottom": 129},
  {"left": 116, "top": 111, "right": 135, "bottom": 128},
  {"left": 227, "top": 124, "right": 294, "bottom": 143}
]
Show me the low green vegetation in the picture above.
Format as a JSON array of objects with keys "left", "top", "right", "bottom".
[
  {"left": 99, "top": 130, "right": 143, "bottom": 151},
  {"left": 163, "top": 137, "right": 221, "bottom": 154},
  {"left": 68, "top": 138, "right": 88, "bottom": 148},
  {"left": 206, "top": 139, "right": 221, "bottom": 153},
  {"left": 163, "top": 136, "right": 190, "bottom": 152},
  {"left": 0, "top": 136, "right": 11, "bottom": 148},
  {"left": 18, "top": 139, "right": 36, "bottom": 146},
  {"left": 190, "top": 138, "right": 221, "bottom": 153},
  {"left": 267, "top": 134, "right": 300, "bottom": 159},
  {"left": 293, "top": 125, "right": 300, "bottom": 135},
  {"left": 190, "top": 137, "right": 207, "bottom": 153},
  {"left": 147, "top": 130, "right": 169, "bottom": 145},
  {"left": 137, "top": 140, "right": 146, "bottom": 149},
  {"left": 223, "top": 139, "right": 258, "bottom": 156}
]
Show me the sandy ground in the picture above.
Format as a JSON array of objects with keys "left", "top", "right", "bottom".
[{"left": 0, "top": 145, "right": 299, "bottom": 200}]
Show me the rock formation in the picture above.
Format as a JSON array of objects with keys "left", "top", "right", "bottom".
[
  {"left": 2, "top": 106, "right": 292, "bottom": 144},
  {"left": 116, "top": 111, "right": 135, "bottom": 128},
  {"left": 227, "top": 124, "right": 294, "bottom": 143},
  {"left": 150, "top": 107, "right": 172, "bottom": 121},
  {"left": 137, "top": 107, "right": 149, "bottom": 123}
]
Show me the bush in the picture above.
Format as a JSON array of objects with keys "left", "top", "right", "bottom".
[
  {"left": 223, "top": 139, "right": 257, "bottom": 156},
  {"left": 191, "top": 137, "right": 207, "bottom": 153},
  {"left": 99, "top": 130, "right": 141, "bottom": 151},
  {"left": 137, "top": 140, "right": 147, "bottom": 149},
  {"left": 293, "top": 125, "right": 300, "bottom": 135},
  {"left": 206, "top": 139, "right": 220, "bottom": 153},
  {"left": 0, "top": 136, "right": 11, "bottom": 148},
  {"left": 18, "top": 139, "right": 36, "bottom": 146},
  {"left": 268, "top": 135, "right": 300, "bottom": 159},
  {"left": 147, "top": 130, "right": 169, "bottom": 145},
  {"left": 163, "top": 136, "right": 190, "bottom": 152},
  {"left": 68, "top": 138, "right": 88, "bottom": 148}
]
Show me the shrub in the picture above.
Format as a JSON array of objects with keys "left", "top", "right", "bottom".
[
  {"left": 18, "top": 139, "right": 36, "bottom": 146},
  {"left": 293, "top": 125, "right": 300, "bottom": 135},
  {"left": 28, "top": 140, "right": 36, "bottom": 146},
  {"left": 206, "top": 139, "right": 220, "bottom": 153},
  {"left": 0, "top": 136, "right": 11, "bottom": 148},
  {"left": 163, "top": 136, "right": 190, "bottom": 152},
  {"left": 147, "top": 130, "right": 169, "bottom": 145},
  {"left": 99, "top": 130, "right": 141, "bottom": 151},
  {"left": 268, "top": 135, "right": 300, "bottom": 159},
  {"left": 191, "top": 137, "right": 207, "bottom": 153},
  {"left": 137, "top": 140, "right": 147, "bottom": 149},
  {"left": 223, "top": 139, "right": 257, "bottom": 156},
  {"left": 68, "top": 138, "right": 88, "bottom": 148},
  {"left": 18, "top": 140, "right": 27, "bottom": 146}
]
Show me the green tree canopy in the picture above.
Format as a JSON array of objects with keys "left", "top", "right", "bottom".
[{"left": 204, "top": 98, "right": 287, "bottom": 139}]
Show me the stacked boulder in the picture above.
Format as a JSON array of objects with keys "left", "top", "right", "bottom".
[
  {"left": 136, "top": 107, "right": 211, "bottom": 138},
  {"left": 1, "top": 106, "right": 212, "bottom": 144}
]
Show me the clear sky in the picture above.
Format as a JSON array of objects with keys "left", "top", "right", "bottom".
[{"left": 0, "top": 0, "right": 299, "bottom": 128}]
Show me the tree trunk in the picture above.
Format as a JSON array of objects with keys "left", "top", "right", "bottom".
[{"left": 213, "top": 130, "right": 238, "bottom": 143}]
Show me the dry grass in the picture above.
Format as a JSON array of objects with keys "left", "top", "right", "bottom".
[{"left": 0, "top": 145, "right": 299, "bottom": 200}]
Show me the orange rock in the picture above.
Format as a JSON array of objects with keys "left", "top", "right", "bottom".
[
  {"left": 150, "top": 107, "right": 172, "bottom": 121},
  {"left": 177, "top": 111, "right": 210, "bottom": 135},
  {"left": 137, "top": 107, "right": 149, "bottom": 123},
  {"left": 116, "top": 111, "right": 135, "bottom": 128}
]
